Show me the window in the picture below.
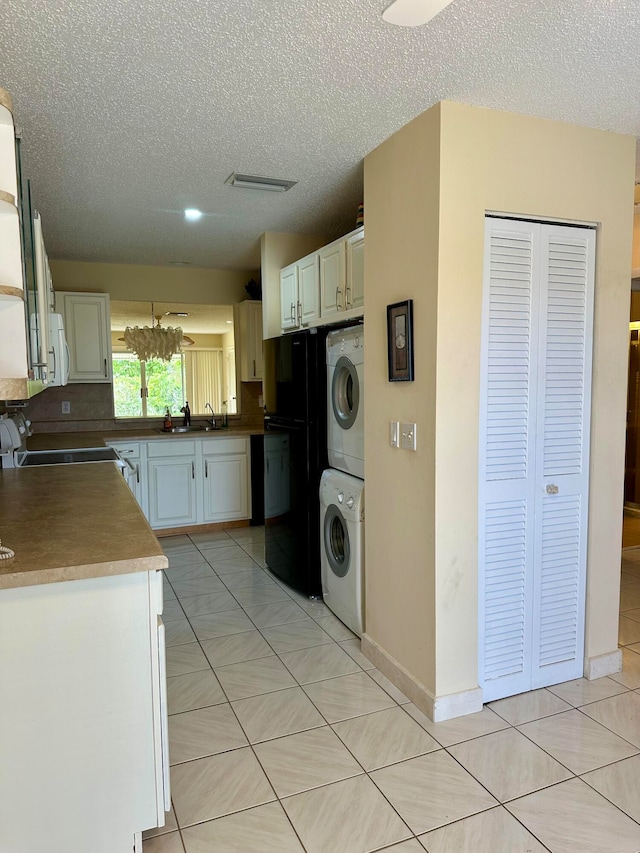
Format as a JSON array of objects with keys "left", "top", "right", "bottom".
[
  {"left": 112, "top": 353, "right": 185, "bottom": 418},
  {"left": 112, "top": 350, "right": 233, "bottom": 418}
]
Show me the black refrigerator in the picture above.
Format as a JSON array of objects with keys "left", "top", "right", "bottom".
[{"left": 264, "top": 328, "right": 328, "bottom": 597}]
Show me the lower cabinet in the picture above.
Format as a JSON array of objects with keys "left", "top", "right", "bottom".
[
  {"left": 203, "top": 437, "right": 250, "bottom": 522},
  {"left": 0, "top": 570, "right": 168, "bottom": 853},
  {"left": 111, "top": 436, "right": 252, "bottom": 530}
]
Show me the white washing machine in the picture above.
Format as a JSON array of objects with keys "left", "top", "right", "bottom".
[
  {"left": 320, "top": 469, "right": 365, "bottom": 637},
  {"left": 327, "top": 325, "right": 364, "bottom": 479}
]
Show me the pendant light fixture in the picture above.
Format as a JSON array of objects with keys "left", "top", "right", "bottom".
[{"left": 121, "top": 303, "right": 193, "bottom": 361}]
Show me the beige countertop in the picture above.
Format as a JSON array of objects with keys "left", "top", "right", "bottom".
[
  {"left": 0, "top": 463, "right": 167, "bottom": 590},
  {"left": 27, "top": 426, "right": 265, "bottom": 451}
]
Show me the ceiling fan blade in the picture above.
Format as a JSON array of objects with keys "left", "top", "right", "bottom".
[{"left": 382, "top": 0, "right": 454, "bottom": 27}]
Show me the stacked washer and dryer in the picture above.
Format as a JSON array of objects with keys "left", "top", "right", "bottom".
[{"left": 320, "top": 325, "right": 365, "bottom": 637}]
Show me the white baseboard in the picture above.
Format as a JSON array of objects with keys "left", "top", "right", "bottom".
[
  {"left": 361, "top": 633, "right": 483, "bottom": 722},
  {"left": 584, "top": 649, "right": 622, "bottom": 680}
]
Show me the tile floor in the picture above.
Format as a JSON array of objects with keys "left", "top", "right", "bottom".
[{"left": 143, "top": 527, "right": 640, "bottom": 853}]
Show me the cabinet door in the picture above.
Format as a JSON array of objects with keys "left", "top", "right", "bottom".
[
  {"left": 346, "top": 231, "right": 364, "bottom": 311},
  {"left": 319, "top": 240, "right": 346, "bottom": 319},
  {"left": 59, "top": 292, "right": 112, "bottom": 383},
  {"left": 203, "top": 454, "right": 249, "bottom": 522},
  {"left": 148, "top": 457, "right": 197, "bottom": 528},
  {"left": 235, "top": 301, "right": 263, "bottom": 381},
  {"left": 249, "top": 301, "right": 263, "bottom": 379},
  {"left": 298, "top": 254, "right": 319, "bottom": 326},
  {"left": 280, "top": 265, "right": 299, "bottom": 330}
]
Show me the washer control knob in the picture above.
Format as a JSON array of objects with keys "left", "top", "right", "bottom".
[
  {"left": 337, "top": 491, "right": 344, "bottom": 503},
  {"left": 346, "top": 496, "right": 354, "bottom": 509}
]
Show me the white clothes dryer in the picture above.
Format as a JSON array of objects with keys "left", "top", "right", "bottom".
[
  {"left": 319, "top": 468, "right": 365, "bottom": 637},
  {"left": 327, "top": 325, "right": 364, "bottom": 479}
]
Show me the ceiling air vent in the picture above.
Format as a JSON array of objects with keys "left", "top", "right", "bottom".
[{"left": 225, "top": 173, "right": 297, "bottom": 192}]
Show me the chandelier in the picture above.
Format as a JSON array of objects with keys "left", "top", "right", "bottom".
[{"left": 122, "top": 304, "right": 192, "bottom": 362}]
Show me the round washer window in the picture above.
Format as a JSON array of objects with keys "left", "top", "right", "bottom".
[
  {"left": 323, "top": 504, "right": 351, "bottom": 578},
  {"left": 332, "top": 356, "right": 360, "bottom": 430}
]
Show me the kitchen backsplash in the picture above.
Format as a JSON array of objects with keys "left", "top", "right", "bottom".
[{"left": 2, "top": 381, "right": 264, "bottom": 433}]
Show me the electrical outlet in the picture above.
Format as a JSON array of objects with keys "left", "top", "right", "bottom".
[
  {"left": 389, "top": 421, "right": 400, "bottom": 448},
  {"left": 400, "top": 422, "right": 417, "bottom": 451},
  {"left": 61, "top": 401, "right": 71, "bottom": 415}
]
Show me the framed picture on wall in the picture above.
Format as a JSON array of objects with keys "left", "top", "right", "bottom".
[{"left": 387, "top": 299, "right": 414, "bottom": 382}]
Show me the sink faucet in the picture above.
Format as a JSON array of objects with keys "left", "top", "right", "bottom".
[{"left": 205, "top": 402, "right": 216, "bottom": 429}]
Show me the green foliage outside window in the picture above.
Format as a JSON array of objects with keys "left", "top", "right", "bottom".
[{"left": 112, "top": 354, "right": 184, "bottom": 418}]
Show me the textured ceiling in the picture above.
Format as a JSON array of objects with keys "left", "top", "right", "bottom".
[
  {"left": 1, "top": 0, "right": 640, "bottom": 271},
  {"left": 110, "top": 301, "right": 234, "bottom": 334}
]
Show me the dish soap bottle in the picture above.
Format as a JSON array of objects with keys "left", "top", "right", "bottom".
[{"left": 164, "top": 407, "right": 172, "bottom": 431}]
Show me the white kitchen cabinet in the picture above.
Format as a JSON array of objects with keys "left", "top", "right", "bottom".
[
  {"left": 279, "top": 254, "right": 320, "bottom": 332},
  {"left": 147, "top": 440, "right": 198, "bottom": 529},
  {"left": 345, "top": 229, "right": 364, "bottom": 312},
  {"left": 278, "top": 227, "right": 363, "bottom": 334},
  {"left": 234, "top": 300, "right": 263, "bottom": 381},
  {"left": 0, "top": 570, "right": 168, "bottom": 853},
  {"left": 202, "top": 437, "right": 250, "bottom": 522},
  {"left": 56, "top": 291, "right": 112, "bottom": 383},
  {"left": 107, "top": 440, "right": 148, "bottom": 517},
  {"left": 319, "top": 239, "right": 346, "bottom": 320},
  {"left": 280, "top": 263, "right": 299, "bottom": 330}
]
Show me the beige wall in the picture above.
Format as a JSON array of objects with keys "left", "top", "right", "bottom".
[
  {"left": 260, "top": 232, "right": 329, "bottom": 339},
  {"left": 365, "top": 100, "right": 635, "bottom": 705},
  {"left": 50, "top": 260, "right": 254, "bottom": 305}
]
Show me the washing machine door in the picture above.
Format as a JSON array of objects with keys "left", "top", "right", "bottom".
[
  {"left": 331, "top": 356, "right": 360, "bottom": 430},
  {"left": 323, "top": 503, "right": 351, "bottom": 578}
]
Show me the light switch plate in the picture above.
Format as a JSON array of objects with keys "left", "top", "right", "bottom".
[
  {"left": 401, "top": 422, "right": 417, "bottom": 451},
  {"left": 390, "top": 421, "right": 400, "bottom": 448}
]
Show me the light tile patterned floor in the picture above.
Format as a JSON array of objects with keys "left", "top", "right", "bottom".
[{"left": 143, "top": 530, "right": 640, "bottom": 853}]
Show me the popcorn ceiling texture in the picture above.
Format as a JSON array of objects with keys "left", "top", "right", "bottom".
[{"left": 1, "top": 0, "right": 639, "bottom": 271}]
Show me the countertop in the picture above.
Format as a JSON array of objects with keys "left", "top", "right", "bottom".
[
  {"left": 0, "top": 463, "right": 167, "bottom": 590},
  {"left": 27, "top": 425, "right": 265, "bottom": 451}
]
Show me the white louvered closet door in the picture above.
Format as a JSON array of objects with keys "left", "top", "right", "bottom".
[{"left": 479, "top": 218, "right": 595, "bottom": 702}]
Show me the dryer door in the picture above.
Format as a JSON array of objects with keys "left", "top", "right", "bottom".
[
  {"left": 331, "top": 356, "right": 360, "bottom": 430},
  {"left": 323, "top": 504, "right": 351, "bottom": 578}
]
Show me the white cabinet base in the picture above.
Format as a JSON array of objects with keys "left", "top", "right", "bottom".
[{"left": 0, "top": 572, "right": 167, "bottom": 852}]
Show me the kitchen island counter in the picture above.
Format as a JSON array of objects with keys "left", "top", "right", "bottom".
[{"left": 0, "top": 462, "right": 166, "bottom": 589}]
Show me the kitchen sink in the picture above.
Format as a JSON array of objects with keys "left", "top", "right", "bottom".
[{"left": 155, "top": 425, "right": 221, "bottom": 434}]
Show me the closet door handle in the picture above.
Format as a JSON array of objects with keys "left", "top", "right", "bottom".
[
  {"left": 205, "top": 459, "right": 208, "bottom": 478},
  {"left": 136, "top": 464, "right": 139, "bottom": 484},
  {"left": 345, "top": 285, "right": 352, "bottom": 308},
  {"left": 104, "top": 358, "right": 108, "bottom": 378},
  {"left": 297, "top": 301, "right": 302, "bottom": 325},
  {"left": 191, "top": 461, "right": 195, "bottom": 479},
  {"left": 253, "top": 359, "right": 256, "bottom": 376},
  {"left": 290, "top": 302, "right": 295, "bottom": 323}
]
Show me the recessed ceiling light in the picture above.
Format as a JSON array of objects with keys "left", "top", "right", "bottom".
[
  {"left": 184, "top": 208, "right": 203, "bottom": 221},
  {"left": 382, "top": 0, "right": 453, "bottom": 27},
  {"left": 168, "top": 260, "right": 192, "bottom": 266},
  {"left": 165, "top": 312, "right": 189, "bottom": 317},
  {"left": 225, "top": 173, "right": 297, "bottom": 192},
  {"left": 225, "top": 320, "right": 233, "bottom": 324}
]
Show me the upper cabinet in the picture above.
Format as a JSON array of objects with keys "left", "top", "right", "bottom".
[
  {"left": 280, "top": 254, "right": 320, "bottom": 331},
  {"left": 279, "top": 226, "right": 363, "bottom": 334},
  {"left": 234, "top": 300, "right": 263, "bottom": 381},
  {"left": 0, "top": 87, "right": 49, "bottom": 401},
  {"left": 56, "top": 292, "right": 112, "bottom": 383}
]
